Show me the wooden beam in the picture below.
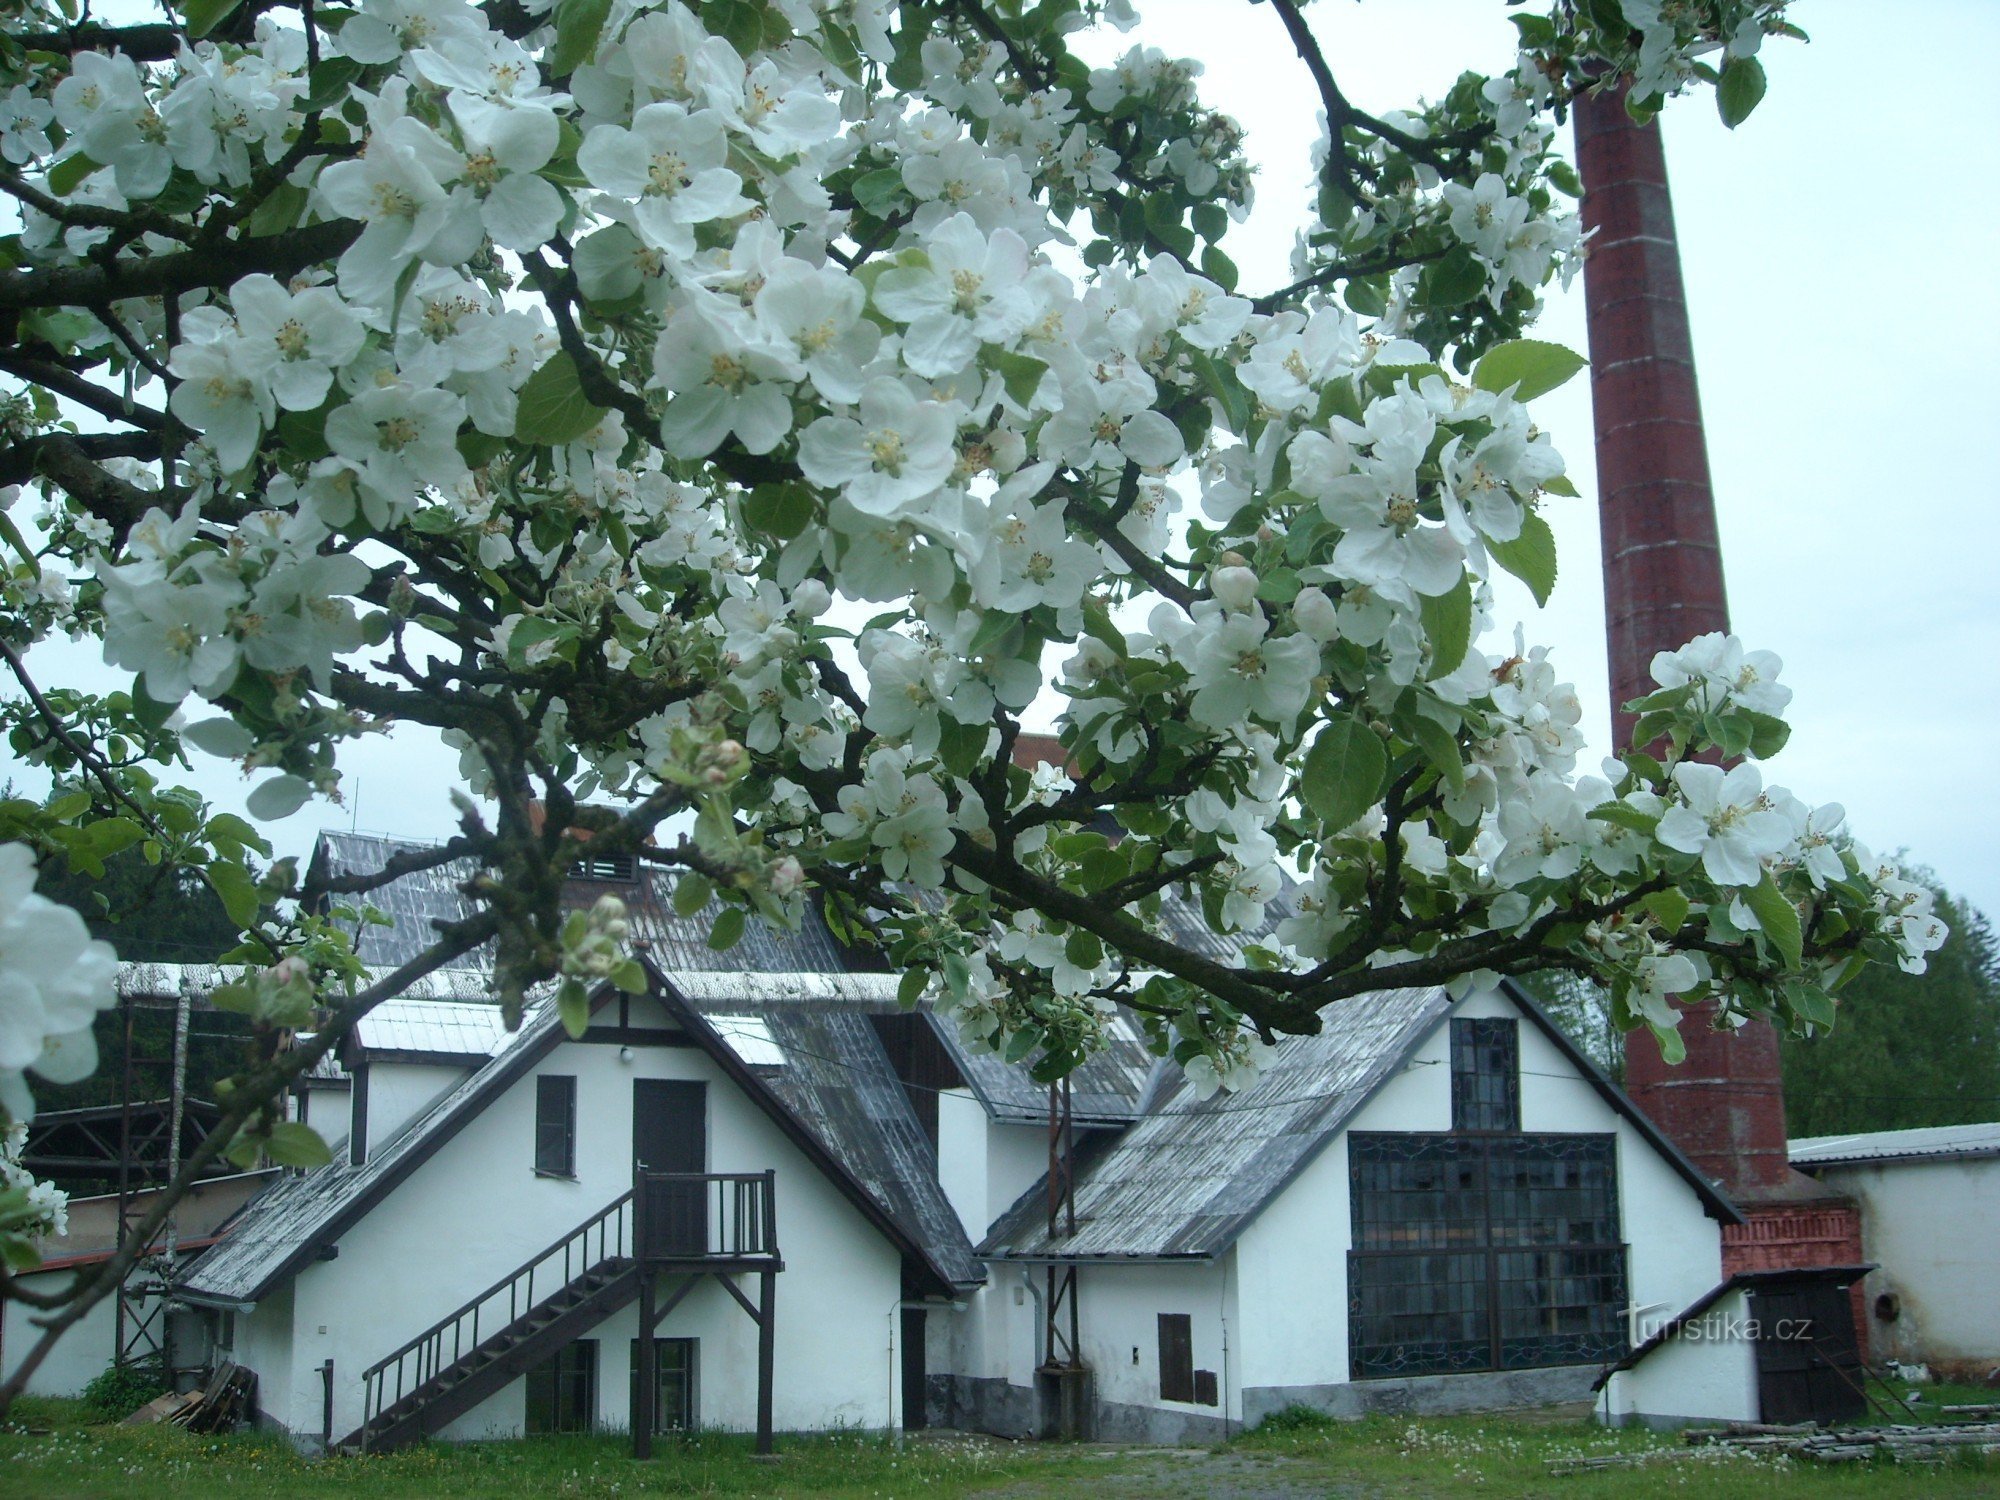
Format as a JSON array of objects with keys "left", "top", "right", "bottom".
[
  {"left": 634, "top": 1271, "right": 656, "bottom": 1460},
  {"left": 756, "top": 1269, "right": 775, "bottom": 1456}
]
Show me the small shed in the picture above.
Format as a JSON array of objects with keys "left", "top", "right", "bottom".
[{"left": 1791, "top": 1121, "right": 2000, "bottom": 1372}]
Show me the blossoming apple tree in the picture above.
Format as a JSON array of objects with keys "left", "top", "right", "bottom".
[{"left": 0, "top": 0, "right": 1949, "bottom": 1385}]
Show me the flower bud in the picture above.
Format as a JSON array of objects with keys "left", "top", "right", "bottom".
[
  {"left": 1292, "top": 586, "right": 1340, "bottom": 642},
  {"left": 1210, "top": 565, "right": 1259, "bottom": 611}
]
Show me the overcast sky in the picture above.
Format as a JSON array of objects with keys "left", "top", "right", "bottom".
[{"left": 12, "top": 1, "right": 1998, "bottom": 923}]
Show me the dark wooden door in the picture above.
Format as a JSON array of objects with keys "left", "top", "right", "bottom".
[
  {"left": 1753, "top": 1280, "right": 1866, "bottom": 1426},
  {"left": 901, "top": 1308, "right": 927, "bottom": 1430},
  {"left": 634, "top": 1081, "right": 707, "bottom": 1257}
]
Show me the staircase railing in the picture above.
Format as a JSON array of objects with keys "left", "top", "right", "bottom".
[
  {"left": 636, "top": 1169, "right": 778, "bottom": 1261},
  {"left": 358, "top": 1189, "right": 633, "bottom": 1448}
]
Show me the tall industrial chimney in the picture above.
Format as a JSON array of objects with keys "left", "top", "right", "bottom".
[{"left": 1575, "top": 88, "right": 1862, "bottom": 1287}]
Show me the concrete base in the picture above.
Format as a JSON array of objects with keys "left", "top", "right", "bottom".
[
  {"left": 1242, "top": 1364, "right": 1599, "bottom": 1427},
  {"left": 1089, "top": 1394, "right": 1234, "bottom": 1444},
  {"left": 945, "top": 1375, "right": 1037, "bottom": 1440}
]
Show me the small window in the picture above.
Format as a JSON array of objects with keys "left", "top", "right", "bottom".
[
  {"left": 1451, "top": 1018, "right": 1519, "bottom": 1132},
  {"left": 536, "top": 1075, "right": 577, "bottom": 1178},
  {"left": 526, "top": 1340, "right": 597, "bottom": 1433},
  {"left": 571, "top": 852, "right": 638, "bottom": 883},
  {"left": 630, "top": 1337, "right": 698, "bottom": 1432},
  {"left": 1157, "top": 1313, "right": 1194, "bottom": 1404}
]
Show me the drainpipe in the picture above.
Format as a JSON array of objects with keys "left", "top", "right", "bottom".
[{"left": 1018, "top": 1266, "right": 1044, "bottom": 1368}]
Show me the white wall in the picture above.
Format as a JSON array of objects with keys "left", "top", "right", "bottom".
[
  {"left": 1, "top": 1267, "right": 118, "bottom": 1397},
  {"left": 363, "top": 1062, "right": 472, "bottom": 1158},
  {"left": 1812, "top": 1156, "right": 2000, "bottom": 1366},
  {"left": 254, "top": 996, "right": 904, "bottom": 1441},
  {"left": 1233, "top": 985, "right": 1727, "bottom": 1409},
  {"left": 1073, "top": 1259, "right": 1239, "bottom": 1427},
  {"left": 1601, "top": 1287, "right": 1759, "bottom": 1426}
]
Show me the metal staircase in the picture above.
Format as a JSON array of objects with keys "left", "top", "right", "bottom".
[{"left": 346, "top": 1191, "right": 638, "bottom": 1453}]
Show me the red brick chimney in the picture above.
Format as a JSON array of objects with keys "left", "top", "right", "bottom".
[{"left": 1576, "top": 89, "right": 1861, "bottom": 1296}]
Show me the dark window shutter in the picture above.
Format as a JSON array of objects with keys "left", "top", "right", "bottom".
[
  {"left": 1192, "top": 1369, "right": 1219, "bottom": 1407},
  {"left": 1157, "top": 1313, "right": 1194, "bottom": 1403},
  {"left": 536, "top": 1075, "right": 576, "bottom": 1177}
]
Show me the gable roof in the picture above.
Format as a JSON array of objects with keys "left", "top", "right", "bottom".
[
  {"left": 182, "top": 965, "right": 975, "bottom": 1306},
  {"left": 979, "top": 979, "right": 1741, "bottom": 1263},
  {"left": 1592, "top": 1263, "right": 1874, "bottom": 1390},
  {"left": 982, "top": 985, "right": 1451, "bottom": 1261},
  {"left": 1791, "top": 1119, "right": 2000, "bottom": 1169}
]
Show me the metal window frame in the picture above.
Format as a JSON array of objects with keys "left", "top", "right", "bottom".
[
  {"left": 1450, "top": 1017, "right": 1521, "bottom": 1133},
  {"left": 1347, "top": 1131, "right": 1628, "bottom": 1380},
  {"left": 534, "top": 1074, "right": 577, "bottom": 1179}
]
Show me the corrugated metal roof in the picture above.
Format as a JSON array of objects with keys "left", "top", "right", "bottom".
[
  {"left": 117, "top": 960, "right": 498, "bottom": 1005},
  {"left": 979, "top": 986, "right": 1452, "bottom": 1261},
  {"left": 933, "top": 1008, "right": 1157, "bottom": 1126},
  {"left": 1791, "top": 1120, "right": 2000, "bottom": 1168},
  {"left": 352, "top": 997, "right": 510, "bottom": 1060},
  {"left": 313, "top": 830, "right": 865, "bottom": 974},
  {"left": 675, "top": 986, "right": 982, "bottom": 1288}
]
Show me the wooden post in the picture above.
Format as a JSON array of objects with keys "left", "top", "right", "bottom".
[
  {"left": 634, "top": 1272, "right": 656, "bottom": 1459},
  {"left": 755, "top": 1268, "right": 775, "bottom": 1455}
]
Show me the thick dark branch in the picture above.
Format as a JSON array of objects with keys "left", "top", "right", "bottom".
[
  {"left": 12, "top": 433, "right": 162, "bottom": 536},
  {"left": 1250, "top": 245, "right": 1447, "bottom": 314},
  {"left": 1066, "top": 471, "right": 1196, "bottom": 611},
  {"left": 949, "top": 838, "right": 1326, "bottom": 1035},
  {"left": 520, "top": 253, "right": 654, "bottom": 430},
  {"left": 0, "top": 348, "right": 172, "bottom": 432},
  {"left": 0, "top": 430, "right": 161, "bottom": 491},
  {"left": 0, "top": 172, "right": 197, "bottom": 245},
  {"left": 9, "top": 20, "right": 187, "bottom": 59},
  {"left": 299, "top": 832, "right": 484, "bottom": 904},
  {"left": 0, "top": 219, "right": 360, "bottom": 315}
]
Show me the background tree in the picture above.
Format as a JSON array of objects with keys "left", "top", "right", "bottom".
[
  {"left": 1783, "top": 873, "right": 2000, "bottom": 1138},
  {"left": 0, "top": 0, "right": 1950, "bottom": 1406}
]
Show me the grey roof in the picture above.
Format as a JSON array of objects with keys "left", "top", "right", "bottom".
[
  {"left": 1791, "top": 1120, "right": 2000, "bottom": 1168},
  {"left": 663, "top": 980, "right": 981, "bottom": 1288},
  {"left": 312, "top": 830, "right": 863, "bottom": 974},
  {"left": 933, "top": 1006, "right": 1157, "bottom": 1126},
  {"left": 981, "top": 986, "right": 1452, "bottom": 1261},
  {"left": 978, "top": 977, "right": 1744, "bottom": 1262}
]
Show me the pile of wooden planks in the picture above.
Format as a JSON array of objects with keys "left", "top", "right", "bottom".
[
  {"left": 1686, "top": 1420, "right": 2000, "bottom": 1463},
  {"left": 119, "top": 1363, "right": 256, "bottom": 1433}
]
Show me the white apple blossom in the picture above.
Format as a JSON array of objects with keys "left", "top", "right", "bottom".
[{"left": 0, "top": 844, "right": 119, "bottom": 1122}]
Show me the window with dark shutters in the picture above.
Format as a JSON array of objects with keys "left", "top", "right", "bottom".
[
  {"left": 535, "top": 1074, "right": 576, "bottom": 1178},
  {"left": 1157, "top": 1313, "right": 1194, "bottom": 1403}
]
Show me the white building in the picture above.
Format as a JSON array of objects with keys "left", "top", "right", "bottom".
[
  {"left": 15, "top": 829, "right": 1788, "bottom": 1444},
  {"left": 1790, "top": 1121, "right": 2000, "bottom": 1373}
]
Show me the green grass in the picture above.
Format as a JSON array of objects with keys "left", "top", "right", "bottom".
[{"left": 3, "top": 1396, "right": 1996, "bottom": 1499}]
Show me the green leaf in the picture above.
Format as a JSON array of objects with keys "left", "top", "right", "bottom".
[
  {"left": 207, "top": 860, "right": 263, "bottom": 930},
  {"left": 1473, "top": 340, "right": 1589, "bottom": 402},
  {"left": 1486, "top": 511, "right": 1558, "bottom": 607},
  {"left": 1717, "top": 56, "right": 1767, "bottom": 128},
  {"left": 609, "top": 957, "right": 649, "bottom": 994},
  {"left": 264, "top": 1121, "right": 333, "bottom": 1168},
  {"left": 515, "top": 352, "right": 610, "bottom": 447},
  {"left": 743, "top": 481, "right": 816, "bottom": 540},
  {"left": 1199, "top": 245, "right": 1237, "bottom": 291},
  {"left": 305, "top": 56, "right": 365, "bottom": 112},
  {"left": 852, "top": 167, "right": 904, "bottom": 219},
  {"left": 1744, "top": 873, "right": 1803, "bottom": 972},
  {"left": 1741, "top": 708, "right": 1791, "bottom": 760},
  {"left": 993, "top": 351, "right": 1048, "bottom": 409},
  {"left": 557, "top": 977, "right": 591, "bottom": 1038},
  {"left": 1003, "top": 1024, "right": 1043, "bottom": 1065},
  {"left": 551, "top": 0, "right": 614, "bottom": 75},
  {"left": 1421, "top": 247, "right": 1486, "bottom": 308},
  {"left": 672, "top": 872, "right": 713, "bottom": 916},
  {"left": 708, "top": 904, "right": 746, "bottom": 951},
  {"left": 897, "top": 967, "right": 928, "bottom": 1010},
  {"left": 46, "top": 153, "right": 100, "bottom": 197},
  {"left": 702, "top": 0, "right": 764, "bottom": 55},
  {"left": 1191, "top": 202, "right": 1228, "bottom": 243},
  {"left": 246, "top": 774, "right": 312, "bottom": 821},
  {"left": 1643, "top": 888, "right": 1690, "bottom": 936},
  {"left": 179, "top": 0, "right": 243, "bottom": 39},
  {"left": 1407, "top": 714, "right": 1465, "bottom": 791},
  {"left": 1418, "top": 575, "right": 1473, "bottom": 680},
  {"left": 1301, "top": 714, "right": 1388, "bottom": 834}
]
